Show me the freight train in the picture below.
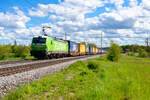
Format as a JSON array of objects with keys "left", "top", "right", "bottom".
[{"left": 31, "top": 36, "right": 100, "bottom": 59}]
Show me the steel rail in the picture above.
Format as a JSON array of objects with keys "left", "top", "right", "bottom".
[
  {"left": 0, "top": 59, "right": 37, "bottom": 65},
  {"left": 0, "top": 55, "right": 94, "bottom": 77}
]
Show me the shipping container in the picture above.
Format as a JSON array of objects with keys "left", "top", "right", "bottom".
[
  {"left": 67, "top": 40, "right": 79, "bottom": 56},
  {"left": 92, "top": 47, "right": 96, "bottom": 54},
  {"left": 89, "top": 46, "right": 93, "bottom": 54},
  {"left": 78, "top": 44, "right": 86, "bottom": 55},
  {"left": 86, "top": 46, "right": 89, "bottom": 54}
]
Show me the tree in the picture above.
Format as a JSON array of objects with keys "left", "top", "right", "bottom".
[
  {"left": 80, "top": 42, "right": 86, "bottom": 45},
  {"left": 138, "top": 48, "right": 148, "bottom": 58},
  {"left": 0, "top": 45, "right": 12, "bottom": 59},
  {"left": 107, "top": 41, "right": 122, "bottom": 62},
  {"left": 87, "top": 43, "right": 97, "bottom": 48},
  {"left": 15, "top": 45, "right": 30, "bottom": 58},
  {"left": 12, "top": 40, "right": 18, "bottom": 57}
]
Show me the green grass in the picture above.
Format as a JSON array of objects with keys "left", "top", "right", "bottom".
[
  {"left": 0, "top": 56, "right": 35, "bottom": 61},
  {"left": 2, "top": 56, "right": 150, "bottom": 100}
]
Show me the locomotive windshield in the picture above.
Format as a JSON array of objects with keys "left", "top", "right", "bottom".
[{"left": 32, "top": 38, "right": 46, "bottom": 44}]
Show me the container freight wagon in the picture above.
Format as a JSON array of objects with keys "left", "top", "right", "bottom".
[
  {"left": 78, "top": 44, "right": 86, "bottom": 55},
  {"left": 67, "top": 40, "right": 79, "bottom": 56},
  {"left": 31, "top": 36, "right": 68, "bottom": 59},
  {"left": 85, "top": 46, "right": 90, "bottom": 54}
]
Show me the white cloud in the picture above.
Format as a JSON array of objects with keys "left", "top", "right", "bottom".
[
  {"left": 129, "top": 0, "right": 138, "bottom": 7},
  {"left": 141, "top": 0, "right": 150, "bottom": 10},
  {"left": 1, "top": 0, "right": 150, "bottom": 46},
  {"left": 29, "top": 0, "right": 150, "bottom": 46},
  {"left": 29, "top": 10, "right": 48, "bottom": 17},
  {"left": 0, "top": 7, "right": 30, "bottom": 28},
  {"left": 29, "top": 0, "right": 105, "bottom": 22},
  {"left": 109, "top": 0, "right": 124, "bottom": 9}
]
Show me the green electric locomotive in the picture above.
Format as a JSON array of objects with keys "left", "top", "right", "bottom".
[{"left": 31, "top": 36, "right": 68, "bottom": 59}]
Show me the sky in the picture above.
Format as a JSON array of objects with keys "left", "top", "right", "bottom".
[{"left": 0, "top": 0, "right": 150, "bottom": 47}]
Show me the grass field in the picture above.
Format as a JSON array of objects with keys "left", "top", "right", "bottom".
[{"left": 2, "top": 56, "right": 150, "bottom": 100}]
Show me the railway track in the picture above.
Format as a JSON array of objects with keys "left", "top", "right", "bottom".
[
  {"left": 0, "top": 59, "right": 37, "bottom": 65},
  {"left": 0, "top": 55, "right": 93, "bottom": 77}
]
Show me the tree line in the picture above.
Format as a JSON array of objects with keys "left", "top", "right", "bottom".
[
  {"left": 0, "top": 41, "right": 30, "bottom": 60},
  {"left": 107, "top": 42, "right": 150, "bottom": 62},
  {"left": 80, "top": 42, "right": 98, "bottom": 48},
  {"left": 121, "top": 44, "right": 150, "bottom": 57}
]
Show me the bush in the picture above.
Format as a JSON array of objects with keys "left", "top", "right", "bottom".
[
  {"left": 87, "top": 61, "right": 99, "bottom": 70},
  {"left": 15, "top": 45, "right": 30, "bottom": 58},
  {"left": 127, "top": 52, "right": 135, "bottom": 56},
  {"left": 0, "top": 45, "right": 12, "bottom": 59},
  {"left": 138, "top": 48, "right": 148, "bottom": 58},
  {"left": 106, "top": 41, "right": 122, "bottom": 62},
  {"left": 80, "top": 71, "right": 88, "bottom": 76},
  {"left": 0, "top": 44, "right": 31, "bottom": 60}
]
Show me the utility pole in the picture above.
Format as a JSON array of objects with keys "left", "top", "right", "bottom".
[
  {"left": 101, "top": 32, "right": 103, "bottom": 54},
  {"left": 146, "top": 38, "right": 149, "bottom": 47},
  {"left": 145, "top": 32, "right": 150, "bottom": 52},
  {"left": 42, "top": 26, "right": 51, "bottom": 36}
]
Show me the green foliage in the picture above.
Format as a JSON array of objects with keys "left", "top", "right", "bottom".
[
  {"left": 87, "top": 61, "right": 99, "bottom": 70},
  {"left": 0, "top": 43, "right": 31, "bottom": 60},
  {"left": 138, "top": 48, "right": 148, "bottom": 58},
  {"left": 80, "top": 71, "right": 88, "bottom": 76},
  {"left": 80, "top": 42, "right": 98, "bottom": 48},
  {"left": 15, "top": 45, "right": 30, "bottom": 58},
  {"left": 146, "top": 46, "right": 150, "bottom": 52},
  {"left": 12, "top": 44, "right": 17, "bottom": 54},
  {"left": 127, "top": 52, "right": 135, "bottom": 56},
  {"left": 87, "top": 43, "right": 97, "bottom": 48},
  {"left": 121, "top": 45, "right": 146, "bottom": 53},
  {"left": 0, "top": 45, "right": 12, "bottom": 60},
  {"left": 107, "top": 41, "right": 122, "bottom": 62},
  {"left": 121, "top": 45, "right": 150, "bottom": 58},
  {"left": 80, "top": 42, "right": 86, "bottom": 45}
]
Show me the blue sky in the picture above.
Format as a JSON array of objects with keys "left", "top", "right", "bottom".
[{"left": 0, "top": 0, "right": 150, "bottom": 47}]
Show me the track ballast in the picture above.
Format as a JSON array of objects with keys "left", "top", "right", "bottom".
[{"left": 0, "top": 55, "right": 94, "bottom": 77}]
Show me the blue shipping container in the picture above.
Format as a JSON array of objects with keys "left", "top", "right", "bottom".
[
  {"left": 68, "top": 41, "right": 78, "bottom": 53},
  {"left": 86, "top": 46, "right": 89, "bottom": 53},
  {"left": 89, "top": 46, "right": 93, "bottom": 53}
]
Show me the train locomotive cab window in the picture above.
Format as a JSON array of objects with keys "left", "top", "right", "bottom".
[{"left": 32, "top": 38, "right": 46, "bottom": 44}]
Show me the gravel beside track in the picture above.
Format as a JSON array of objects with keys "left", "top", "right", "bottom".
[
  {"left": 0, "top": 56, "right": 91, "bottom": 77},
  {"left": 0, "top": 56, "right": 88, "bottom": 69},
  {"left": 0, "top": 55, "right": 100, "bottom": 98}
]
